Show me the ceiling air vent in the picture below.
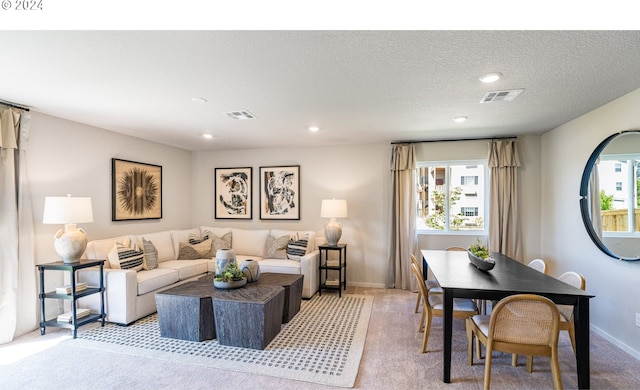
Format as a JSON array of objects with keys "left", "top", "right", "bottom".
[
  {"left": 480, "top": 89, "right": 524, "bottom": 103},
  {"left": 224, "top": 110, "right": 256, "bottom": 120}
]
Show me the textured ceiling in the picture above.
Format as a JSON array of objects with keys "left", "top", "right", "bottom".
[{"left": 2, "top": 30, "right": 640, "bottom": 151}]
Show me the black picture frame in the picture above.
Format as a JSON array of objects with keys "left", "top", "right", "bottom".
[
  {"left": 112, "top": 158, "right": 162, "bottom": 221},
  {"left": 214, "top": 167, "right": 253, "bottom": 219},
  {"left": 259, "top": 165, "right": 300, "bottom": 220}
]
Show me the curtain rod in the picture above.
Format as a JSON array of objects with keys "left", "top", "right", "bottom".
[
  {"left": 0, "top": 99, "right": 30, "bottom": 112},
  {"left": 391, "top": 136, "right": 517, "bottom": 145}
]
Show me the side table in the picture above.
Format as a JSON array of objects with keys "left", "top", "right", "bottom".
[
  {"left": 37, "top": 259, "right": 105, "bottom": 338},
  {"left": 318, "top": 244, "right": 347, "bottom": 297}
]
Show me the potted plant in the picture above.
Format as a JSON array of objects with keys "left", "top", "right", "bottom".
[
  {"left": 213, "top": 261, "right": 247, "bottom": 289},
  {"left": 467, "top": 238, "right": 495, "bottom": 271}
]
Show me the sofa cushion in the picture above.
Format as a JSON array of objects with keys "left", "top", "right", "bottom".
[
  {"left": 177, "top": 239, "right": 215, "bottom": 260},
  {"left": 140, "top": 238, "right": 158, "bottom": 270},
  {"left": 137, "top": 231, "right": 175, "bottom": 262},
  {"left": 258, "top": 258, "right": 301, "bottom": 274},
  {"left": 232, "top": 228, "right": 269, "bottom": 257},
  {"left": 137, "top": 268, "right": 180, "bottom": 295},
  {"left": 158, "top": 259, "right": 209, "bottom": 280},
  {"left": 270, "top": 229, "right": 317, "bottom": 253},
  {"left": 264, "top": 234, "right": 289, "bottom": 259},
  {"left": 83, "top": 235, "right": 129, "bottom": 268},
  {"left": 107, "top": 237, "right": 144, "bottom": 271}
]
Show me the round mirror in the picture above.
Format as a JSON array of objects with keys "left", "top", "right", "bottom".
[{"left": 580, "top": 130, "right": 640, "bottom": 261}]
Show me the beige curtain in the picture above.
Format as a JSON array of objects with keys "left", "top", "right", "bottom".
[
  {"left": 0, "top": 106, "right": 36, "bottom": 344},
  {"left": 388, "top": 144, "right": 417, "bottom": 290},
  {"left": 488, "top": 139, "right": 522, "bottom": 260}
]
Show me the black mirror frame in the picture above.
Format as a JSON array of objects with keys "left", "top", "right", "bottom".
[{"left": 579, "top": 129, "right": 640, "bottom": 261}]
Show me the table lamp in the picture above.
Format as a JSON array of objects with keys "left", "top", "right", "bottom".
[
  {"left": 321, "top": 199, "right": 348, "bottom": 246},
  {"left": 43, "top": 195, "right": 93, "bottom": 263}
]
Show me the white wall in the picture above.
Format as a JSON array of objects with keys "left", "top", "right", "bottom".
[
  {"left": 25, "top": 112, "right": 193, "bottom": 322},
  {"left": 541, "top": 88, "right": 640, "bottom": 358},
  {"left": 190, "top": 143, "right": 390, "bottom": 288}
]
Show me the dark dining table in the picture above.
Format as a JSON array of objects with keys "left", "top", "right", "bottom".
[{"left": 421, "top": 249, "right": 595, "bottom": 389}]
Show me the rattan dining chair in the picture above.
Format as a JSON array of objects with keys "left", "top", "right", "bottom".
[
  {"left": 466, "top": 294, "right": 563, "bottom": 390},
  {"left": 557, "top": 271, "right": 586, "bottom": 353},
  {"left": 410, "top": 262, "right": 478, "bottom": 353},
  {"left": 527, "top": 258, "right": 548, "bottom": 274},
  {"left": 410, "top": 254, "right": 443, "bottom": 314}
]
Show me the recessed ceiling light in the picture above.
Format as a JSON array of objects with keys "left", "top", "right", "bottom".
[
  {"left": 479, "top": 72, "right": 502, "bottom": 83},
  {"left": 191, "top": 97, "right": 207, "bottom": 104},
  {"left": 202, "top": 133, "right": 214, "bottom": 139},
  {"left": 308, "top": 126, "right": 320, "bottom": 133},
  {"left": 453, "top": 116, "right": 468, "bottom": 123}
]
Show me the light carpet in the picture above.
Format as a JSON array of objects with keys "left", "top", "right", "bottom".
[{"left": 72, "top": 294, "right": 373, "bottom": 388}]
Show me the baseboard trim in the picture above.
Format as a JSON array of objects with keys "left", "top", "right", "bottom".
[{"left": 591, "top": 324, "right": 640, "bottom": 360}]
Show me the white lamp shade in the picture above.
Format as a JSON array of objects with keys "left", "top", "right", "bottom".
[
  {"left": 320, "top": 199, "right": 348, "bottom": 218},
  {"left": 43, "top": 196, "right": 93, "bottom": 224}
]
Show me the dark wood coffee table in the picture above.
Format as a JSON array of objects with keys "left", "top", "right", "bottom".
[
  {"left": 253, "top": 273, "right": 303, "bottom": 323},
  {"left": 155, "top": 280, "right": 285, "bottom": 349},
  {"left": 155, "top": 281, "right": 216, "bottom": 342},
  {"left": 212, "top": 284, "right": 284, "bottom": 350}
]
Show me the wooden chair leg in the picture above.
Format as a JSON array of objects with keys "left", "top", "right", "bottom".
[
  {"left": 421, "top": 311, "right": 432, "bottom": 353},
  {"left": 512, "top": 353, "right": 518, "bottom": 366},
  {"left": 526, "top": 355, "right": 534, "bottom": 373},
  {"left": 550, "top": 347, "right": 563, "bottom": 390},
  {"left": 483, "top": 344, "right": 493, "bottom": 390},
  {"left": 414, "top": 293, "right": 421, "bottom": 313},
  {"left": 418, "top": 304, "right": 426, "bottom": 333},
  {"left": 466, "top": 318, "right": 474, "bottom": 366}
]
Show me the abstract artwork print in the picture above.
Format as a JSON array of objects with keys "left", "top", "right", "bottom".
[
  {"left": 215, "top": 167, "right": 252, "bottom": 219},
  {"left": 112, "top": 158, "right": 162, "bottom": 221},
  {"left": 260, "top": 165, "right": 300, "bottom": 220}
]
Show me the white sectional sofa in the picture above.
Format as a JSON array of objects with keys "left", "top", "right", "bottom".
[{"left": 78, "top": 226, "right": 322, "bottom": 325}]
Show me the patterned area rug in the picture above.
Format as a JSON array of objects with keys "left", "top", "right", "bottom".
[{"left": 73, "top": 294, "right": 373, "bottom": 388}]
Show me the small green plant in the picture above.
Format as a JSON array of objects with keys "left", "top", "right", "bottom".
[
  {"left": 214, "top": 261, "right": 245, "bottom": 282},
  {"left": 468, "top": 238, "right": 490, "bottom": 259}
]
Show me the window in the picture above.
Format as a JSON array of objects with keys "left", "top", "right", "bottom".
[
  {"left": 461, "top": 207, "right": 478, "bottom": 216},
  {"left": 461, "top": 176, "right": 478, "bottom": 185},
  {"left": 416, "top": 161, "right": 487, "bottom": 233},
  {"left": 597, "top": 157, "right": 640, "bottom": 233}
]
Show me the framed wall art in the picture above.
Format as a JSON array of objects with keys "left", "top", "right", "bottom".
[
  {"left": 112, "top": 158, "right": 162, "bottom": 221},
  {"left": 214, "top": 167, "right": 252, "bottom": 219},
  {"left": 259, "top": 165, "right": 300, "bottom": 220}
]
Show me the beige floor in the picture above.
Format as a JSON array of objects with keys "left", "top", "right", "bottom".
[{"left": 1, "top": 286, "right": 640, "bottom": 389}]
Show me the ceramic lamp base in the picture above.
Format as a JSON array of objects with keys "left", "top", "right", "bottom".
[
  {"left": 324, "top": 218, "right": 343, "bottom": 246},
  {"left": 54, "top": 223, "right": 87, "bottom": 263}
]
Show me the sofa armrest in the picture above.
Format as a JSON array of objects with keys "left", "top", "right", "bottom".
[
  {"left": 78, "top": 268, "right": 138, "bottom": 325},
  {"left": 299, "top": 249, "right": 319, "bottom": 298}
]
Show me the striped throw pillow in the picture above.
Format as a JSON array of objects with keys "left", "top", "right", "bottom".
[
  {"left": 108, "top": 238, "right": 144, "bottom": 271},
  {"left": 189, "top": 230, "right": 211, "bottom": 245},
  {"left": 286, "top": 236, "right": 309, "bottom": 261}
]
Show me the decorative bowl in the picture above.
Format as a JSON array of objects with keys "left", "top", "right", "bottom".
[
  {"left": 467, "top": 250, "right": 496, "bottom": 271},
  {"left": 213, "top": 278, "right": 247, "bottom": 289}
]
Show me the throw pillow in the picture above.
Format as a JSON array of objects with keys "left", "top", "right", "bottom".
[
  {"left": 189, "top": 229, "right": 212, "bottom": 245},
  {"left": 107, "top": 238, "right": 144, "bottom": 271},
  {"left": 178, "top": 238, "right": 215, "bottom": 260},
  {"left": 264, "top": 234, "right": 289, "bottom": 259},
  {"left": 211, "top": 231, "right": 232, "bottom": 252},
  {"left": 141, "top": 238, "right": 158, "bottom": 270},
  {"left": 287, "top": 235, "right": 309, "bottom": 261}
]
